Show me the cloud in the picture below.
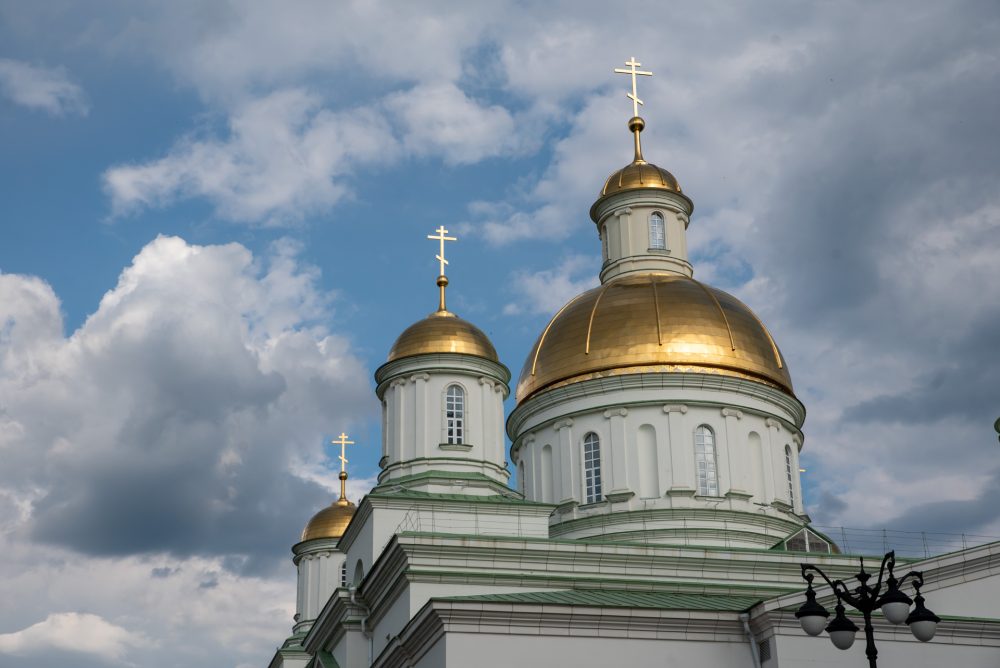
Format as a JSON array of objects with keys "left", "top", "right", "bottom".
[
  {"left": 0, "top": 612, "right": 147, "bottom": 661},
  {"left": 502, "top": 255, "right": 599, "bottom": 316},
  {"left": 386, "top": 82, "right": 522, "bottom": 165},
  {"left": 0, "top": 59, "right": 88, "bottom": 116},
  {"left": 103, "top": 89, "right": 398, "bottom": 225},
  {"left": 0, "top": 235, "right": 375, "bottom": 567}
]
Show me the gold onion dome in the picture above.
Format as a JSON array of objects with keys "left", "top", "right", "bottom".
[
  {"left": 301, "top": 472, "right": 356, "bottom": 542},
  {"left": 387, "top": 277, "right": 499, "bottom": 363},
  {"left": 515, "top": 273, "right": 793, "bottom": 403}
]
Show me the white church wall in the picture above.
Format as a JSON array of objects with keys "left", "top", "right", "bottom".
[
  {"left": 376, "top": 354, "right": 511, "bottom": 489},
  {"left": 510, "top": 380, "right": 807, "bottom": 546}
]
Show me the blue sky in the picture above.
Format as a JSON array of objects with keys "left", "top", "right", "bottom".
[{"left": 1, "top": 1, "right": 999, "bottom": 666}]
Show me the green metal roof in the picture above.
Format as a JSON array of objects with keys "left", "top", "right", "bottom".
[{"left": 439, "top": 589, "right": 763, "bottom": 612}]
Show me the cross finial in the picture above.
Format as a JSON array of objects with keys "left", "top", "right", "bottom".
[
  {"left": 427, "top": 225, "right": 457, "bottom": 277},
  {"left": 614, "top": 57, "right": 653, "bottom": 119},
  {"left": 331, "top": 432, "right": 354, "bottom": 474},
  {"left": 427, "top": 226, "right": 457, "bottom": 312}
]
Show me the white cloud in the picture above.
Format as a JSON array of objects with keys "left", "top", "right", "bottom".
[
  {"left": 0, "top": 235, "right": 374, "bottom": 561},
  {"left": 0, "top": 235, "right": 376, "bottom": 666},
  {"left": 0, "top": 59, "right": 88, "bottom": 116},
  {"left": 503, "top": 255, "right": 599, "bottom": 316},
  {"left": 386, "top": 82, "right": 521, "bottom": 165},
  {"left": 103, "top": 89, "right": 398, "bottom": 224},
  {"left": 0, "top": 612, "right": 147, "bottom": 661}
]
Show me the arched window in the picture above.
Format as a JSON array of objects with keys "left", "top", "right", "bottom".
[
  {"left": 649, "top": 212, "right": 666, "bottom": 250},
  {"left": 583, "top": 432, "right": 603, "bottom": 504},
  {"left": 444, "top": 384, "right": 465, "bottom": 444},
  {"left": 352, "top": 559, "right": 364, "bottom": 588},
  {"left": 785, "top": 445, "right": 795, "bottom": 507},
  {"left": 340, "top": 561, "right": 347, "bottom": 588},
  {"left": 601, "top": 224, "right": 609, "bottom": 261},
  {"left": 694, "top": 425, "right": 719, "bottom": 496}
]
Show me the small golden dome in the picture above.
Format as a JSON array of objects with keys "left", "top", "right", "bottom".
[
  {"left": 515, "top": 273, "right": 793, "bottom": 402},
  {"left": 387, "top": 310, "right": 498, "bottom": 363},
  {"left": 590, "top": 116, "right": 692, "bottom": 220},
  {"left": 600, "top": 160, "right": 682, "bottom": 198},
  {"left": 301, "top": 498, "right": 356, "bottom": 542}
]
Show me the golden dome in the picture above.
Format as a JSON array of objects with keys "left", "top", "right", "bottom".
[
  {"left": 515, "top": 273, "right": 793, "bottom": 402},
  {"left": 301, "top": 497, "right": 356, "bottom": 542},
  {"left": 589, "top": 116, "right": 692, "bottom": 220},
  {"left": 388, "top": 310, "right": 498, "bottom": 363},
  {"left": 600, "top": 160, "right": 682, "bottom": 198}
]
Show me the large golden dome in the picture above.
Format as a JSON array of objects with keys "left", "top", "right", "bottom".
[
  {"left": 388, "top": 310, "right": 498, "bottom": 363},
  {"left": 515, "top": 273, "right": 793, "bottom": 402},
  {"left": 301, "top": 497, "right": 356, "bottom": 542}
]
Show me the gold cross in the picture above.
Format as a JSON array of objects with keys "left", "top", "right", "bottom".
[
  {"left": 614, "top": 57, "right": 653, "bottom": 118},
  {"left": 427, "top": 225, "right": 457, "bottom": 277},
  {"left": 331, "top": 432, "right": 354, "bottom": 473}
]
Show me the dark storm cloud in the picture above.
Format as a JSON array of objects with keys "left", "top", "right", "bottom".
[
  {"left": 883, "top": 468, "right": 1000, "bottom": 535},
  {"left": 1, "top": 237, "right": 373, "bottom": 573}
]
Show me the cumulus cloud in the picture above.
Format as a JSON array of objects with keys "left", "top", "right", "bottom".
[
  {"left": 0, "top": 236, "right": 374, "bottom": 566},
  {"left": 0, "top": 613, "right": 147, "bottom": 662},
  {"left": 103, "top": 89, "right": 398, "bottom": 224},
  {"left": 0, "top": 58, "right": 88, "bottom": 116},
  {"left": 502, "top": 255, "right": 599, "bottom": 316},
  {"left": 386, "top": 82, "right": 522, "bottom": 165}
]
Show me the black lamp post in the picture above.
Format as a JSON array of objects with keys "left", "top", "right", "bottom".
[{"left": 795, "top": 551, "right": 940, "bottom": 667}]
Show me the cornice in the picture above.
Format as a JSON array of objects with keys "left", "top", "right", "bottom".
[
  {"left": 507, "top": 371, "right": 806, "bottom": 445},
  {"left": 375, "top": 353, "right": 510, "bottom": 399}
]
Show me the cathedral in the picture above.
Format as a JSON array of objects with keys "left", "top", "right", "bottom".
[{"left": 266, "top": 62, "right": 1000, "bottom": 668}]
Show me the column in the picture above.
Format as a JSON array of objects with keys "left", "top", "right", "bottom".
[
  {"left": 556, "top": 419, "right": 575, "bottom": 504},
  {"left": 763, "top": 418, "right": 781, "bottom": 504},
  {"left": 478, "top": 377, "right": 493, "bottom": 461},
  {"left": 722, "top": 408, "right": 750, "bottom": 496},
  {"left": 391, "top": 379, "right": 406, "bottom": 467},
  {"left": 411, "top": 373, "right": 429, "bottom": 459},
  {"left": 604, "top": 407, "right": 631, "bottom": 498},
  {"left": 663, "top": 404, "right": 694, "bottom": 491}
]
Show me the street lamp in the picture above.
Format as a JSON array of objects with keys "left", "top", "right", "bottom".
[{"left": 795, "top": 551, "right": 940, "bottom": 667}]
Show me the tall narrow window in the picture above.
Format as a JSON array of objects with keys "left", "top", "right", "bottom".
[
  {"left": 649, "top": 212, "right": 666, "bottom": 250},
  {"left": 583, "top": 432, "right": 603, "bottom": 503},
  {"left": 340, "top": 562, "right": 347, "bottom": 588},
  {"left": 694, "top": 425, "right": 719, "bottom": 496},
  {"left": 444, "top": 384, "right": 465, "bottom": 444},
  {"left": 601, "top": 224, "right": 609, "bottom": 261},
  {"left": 785, "top": 445, "right": 795, "bottom": 507}
]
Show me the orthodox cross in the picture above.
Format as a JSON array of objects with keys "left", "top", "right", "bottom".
[
  {"left": 331, "top": 432, "right": 354, "bottom": 473},
  {"left": 427, "top": 225, "right": 457, "bottom": 277},
  {"left": 614, "top": 57, "right": 653, "bottom": 118}
]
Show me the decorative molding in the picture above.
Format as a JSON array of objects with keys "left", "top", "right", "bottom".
[
  {"left": 662, "top": 404, "right": 688, "bottom": 414},
  {"left": 765, "top": 417, "right": 782, "bottom": 429},
  {"left": 555, "top": 419, "right": 574, "bottom": 430},
  {"left": 721, "top": 407, "right": 744, "bottom": 419},
  {"left": 508, "top": 372, "right": 804, "bottom": 439},
  {"left": 409, "top": 372, "right": 430, "bottom": 383},
  {"left": 603, "top": 407, "right": 628, "bottom": 419},
  {"left": 378, "top": 455, "right": 389, "bottom": 468},
  {"left": 555, "top": 499, "right": 579, "bottom": 514},
  {"left": 665, "top": 487, "right": 697, "bottom": 498},
  {"left": 438, "top": 442, "right": 473, "bottom": 452},
  {"left": 605, "top": 490, "right": 635, "bottom": 503},
  {"left": 725, "top": 490, "right": 754, "bottom": 501},
  {"left": 477, "top": 376, "right": 492, "bottom": 387}
]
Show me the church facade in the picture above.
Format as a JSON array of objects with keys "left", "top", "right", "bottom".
[{"left": 267, "top": 64, "right": 1000, "bottom": 668}]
